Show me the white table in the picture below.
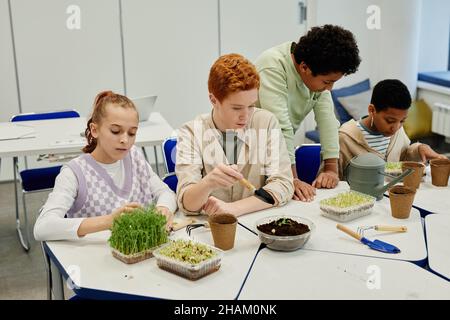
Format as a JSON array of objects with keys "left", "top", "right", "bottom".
[
  {"left": 43, "top": 219, "right": 261, "bottom": 300},
  {"left": 0, "top": 112, "right": 173, "bottom": 158},
  {"left": 410, "top": 176, "right": 450, "bottom": 215},
  {"left": 0, "top": 112, "right": 174, "bottom": 251},
  {"left": 239, "top": 182, "right": 427, "bottom": 264},
  {"left": 425, "top": 214, "right": 450, "bottom": 280},
  {"left": 238, "top": 249, "right": 450, "bottom": 300}
]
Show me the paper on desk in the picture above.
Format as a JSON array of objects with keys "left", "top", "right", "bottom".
[
  {"left": 0, "top": 123, "right": 35, "bottom": 141},
  {"left": 49, "top": 137, "right": 85, "bottom": 146}
]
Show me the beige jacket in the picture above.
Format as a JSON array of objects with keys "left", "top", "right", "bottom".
[
  {"left": 338, "top": 119, "right": 422, "bottom": 180},
  {"left": 176, "top": 108, "right": 294, "bottom": 215}
]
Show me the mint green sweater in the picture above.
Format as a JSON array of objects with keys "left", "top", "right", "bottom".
[{"left": 255, "top": 42, "right": 340, "bottom": 163}]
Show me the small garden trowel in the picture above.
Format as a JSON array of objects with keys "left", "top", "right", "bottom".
[{"left": 336, "top": 224, "right": 401, "bottom": 254}]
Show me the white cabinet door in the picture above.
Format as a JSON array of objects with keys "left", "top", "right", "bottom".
[
  {"left": 0, "top": 0, "right": 19, "bottom": 122},
  {"left": 220, "top": 0, "right": 308, "bottom": 62},
  {"left": 10, "top": 0, "right": 124, "bottom": 116},
  {"left": 122, "top": 0, "right": 219, "bottom": 129}
]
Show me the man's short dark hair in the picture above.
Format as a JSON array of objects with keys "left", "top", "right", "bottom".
[
  {"left": 293, "top": 24, "right": 361, "bottom": 76},
  {"left": 371, "top": 79, "right": 412, "bottom": 111}
]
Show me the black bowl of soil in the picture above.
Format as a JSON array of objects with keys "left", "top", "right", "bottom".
[{"left": 255, "top": 215, "right": 314, "bottom": 251}]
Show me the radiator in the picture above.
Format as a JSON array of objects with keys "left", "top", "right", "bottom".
[{"left": 432, "top": 103, "right": 450, "bottom": 138}]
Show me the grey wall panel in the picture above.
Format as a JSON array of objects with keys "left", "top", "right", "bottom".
[
  {"left": 11, "top": 0, "right": 124, "bottom": 117},
  {"left": 122, "top": 0, "right": 219, "bottom": 129},
  {"left": 0, "top": 0, "right": 20, "bottom": 122},
  {"left": 220, "top": 0, "right": 307, "bottom": 62}
]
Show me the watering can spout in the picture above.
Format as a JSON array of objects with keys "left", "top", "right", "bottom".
[{"left": 376, "top": 168, "right": 414, "bottom": 195}]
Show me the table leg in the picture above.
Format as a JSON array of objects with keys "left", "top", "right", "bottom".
[
  {"left": 41, "top": 242, "right": 52, "bottom": 300},
  {"left": 13, "top": 157, "right": 29, "bottom": 251},
  {"left": 153, "top": 145, "right": 160, "bottom": 176},
  {"left": 50, "top": 259, "right": 65, "bottom": 300}
]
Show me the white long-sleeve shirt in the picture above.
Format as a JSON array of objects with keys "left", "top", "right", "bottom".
[{"left": 34, "top": 160, "right": 177, "bottom": 241}]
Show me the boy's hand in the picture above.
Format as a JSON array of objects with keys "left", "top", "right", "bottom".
[
  {"left": 202, "top": 164, "right": 243, "bottom": 190},
  {"left": 292, "top": 178, "right": 316, "bottom": 202},
  {"left": 312, "top": 171, "right": 339, "bottom": 189},
  {"left": 418, "top": 144, "right": 448, "bottom": 162},
  {"left": 202, "top": 196, "right": 235, "bottom": 216}
]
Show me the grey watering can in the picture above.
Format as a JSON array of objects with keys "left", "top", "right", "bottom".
[{"left": 344, "top": 153, "right": 413, "bottom": 200}]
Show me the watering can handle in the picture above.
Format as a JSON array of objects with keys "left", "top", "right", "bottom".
[
  {"left": 337, "top": 224, "right": 362, "bottom": 241},
  {"left": 379, "top": 168, "right": 414, "bottom": 192}
]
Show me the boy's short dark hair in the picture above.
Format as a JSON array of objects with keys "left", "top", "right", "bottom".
[
  {"left": 293, "top": 24, "right": 361, "bottom": 76},
  {"left": 371, "top": 79, "right": 412, "bottom": 112}
]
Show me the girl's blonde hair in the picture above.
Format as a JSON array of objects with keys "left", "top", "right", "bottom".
[{"left": 83, "top": 91, "right": 137, "bottom": 153}]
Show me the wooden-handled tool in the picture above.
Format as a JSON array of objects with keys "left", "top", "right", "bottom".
[
  {"left": 337, "top": 224, "right": 362, "bottom": 241},
  {"left": 337, "top": 224, "right": 401, "bottom": 254},
  {"left": 357, "top": 225, "right": 407, "bottom": 236},
  {"left": 239, "top": 178, "right": 256, "bottom": 192},
  {"left": 374, "top": 225, "right": 407, "bottom": 232}
]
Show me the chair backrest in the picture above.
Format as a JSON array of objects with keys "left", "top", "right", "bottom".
[
  {"left": 331, "top": 79, "right": 370, "bottom": 124},
  {"left": 162, "top": 137, "right": 177, "bottom": 173},
  {"left": 163, "top": 173, "right": 178, "bottom": 192},
  {"left": 11, "top": 110, "right": 80, "bottom": 122},
  {"left": 295, "top": 144, "right": 321, "bottom": 185}
]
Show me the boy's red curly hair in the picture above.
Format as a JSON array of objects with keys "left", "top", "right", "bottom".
[{"left": 208, "top": 53, "right": 260, "bottom": 102}]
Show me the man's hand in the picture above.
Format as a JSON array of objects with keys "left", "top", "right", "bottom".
[
  {"left": 418, "top": 144, "right": 448, "bottom": 163},
  {"left": 312, "top": 171, "right": 339, "bottom": 189},
  {"left": 293, "top": 178, "right": 316, "bottom": 202},
  {"left": 202, "top": 196, "right": 235, "bottom": 216},
  {"left": 156, "top": 206, "right": 174, "bottom": 231}
]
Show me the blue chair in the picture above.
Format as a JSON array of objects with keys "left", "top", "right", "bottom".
[
  {"left": 305, "top": 79, "right": 371, "bottom": 143},
  {"left": 163, "top": 173, "right": 178, "bottom": 193},
  {"left": 162, "top": 137, "right": 177, "bottom": 173},
  {"left": 11, "top": 109, "right": 80, "bottom": 251},
  {"left": 295, "top": 144, "right": 321, "bottom": 185}
]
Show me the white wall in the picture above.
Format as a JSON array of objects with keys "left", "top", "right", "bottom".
[
  {"left": 220, "top": 0, "right": 307, "bottom": 62},
  {"left": 315, "top": 0, "right": 422, "bottom": 97},
  {"left": 0, "top": 0, "right": 19, "bottom": 122},
  {"left": 418, "top": 0, "right": 450, "bottom": 72},
  {"left": 0, "top": 0, "right": 20, "bottom": 181},
  {"left": 10, "top": 0, "right": 124, "bottom": 116},
  {"left": 122, "top": 0, "right": 218, "bottom": 130}
]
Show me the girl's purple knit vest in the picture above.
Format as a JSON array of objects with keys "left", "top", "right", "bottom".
[{"left": 66, "top": 146, "right": 154, "bottom": 218}]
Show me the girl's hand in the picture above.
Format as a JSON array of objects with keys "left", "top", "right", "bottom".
[
  {"left": 156, "top": 206, "right": 174, "bottom": 231},
  {"left": 202, "top": 196, "right": 235, "bottom": 216},
  {"left": 108, "top": 202, "right": 141, "bottom": 227}
]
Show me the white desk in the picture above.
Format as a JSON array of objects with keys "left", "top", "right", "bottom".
[
  {"left": 239, "top": 249, "right": 450, "bottom": 300},
  {"left": 425, "top": 214, "right": 450, "bottom": 280},
  {"left": 0, "top": 112, "right": 173, "bottom": 157},
  {"left": 410, "top": 176, "right": 450, "bottom": 215},
  {"left": 239, "top": 182, "right": 427, "bottom": 264},
  {"left": 44, "top": 219, "right": 261, "bottom": 300},
  {"left": 0, "top": 112, "right": 173, "bottom": 251}
]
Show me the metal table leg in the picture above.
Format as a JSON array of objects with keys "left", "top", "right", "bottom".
[
  {"left": 41, "top": 242, "right": 52, "bottom": 300},
  {"left": 50, "top": 258, "right": 65, "bottom": 300},
  {"left": 13, "top": 157, "right": 29, "bottom": 251},
  {"left": 153, "top": 145, "right": 160, "bottom": 176}
]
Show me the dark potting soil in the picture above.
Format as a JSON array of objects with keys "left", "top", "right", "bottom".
[{"left": 257, "top": 218, "right": 309, "bottom": 236}]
